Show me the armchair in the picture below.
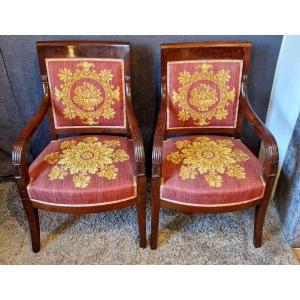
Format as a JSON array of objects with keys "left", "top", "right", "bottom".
[
  {"left": 150, "top": 42, "right": 278, "bottom": 249},
  {"left": 12, "top": 41, "right": 146, "bottom": 252}
]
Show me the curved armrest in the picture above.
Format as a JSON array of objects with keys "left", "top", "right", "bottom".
[
  {"left": 152, "top": 84, "right": 167, "bottom": 178},
  {"left": 240, "top": 83, "right": 278, "bottom": 180},
  {"left": 12, "top": 94, "right": 50, "bottom": 184},
  {"left": 125, "top": 81, "right": 145, "bottom": 176}
]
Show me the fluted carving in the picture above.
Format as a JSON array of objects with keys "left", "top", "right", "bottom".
[
  {"left": 125, "top": 80, "right": 145, "bottom": 176},
  {"left": 12, "top": 94, "right": 50, "bottom": 189}
]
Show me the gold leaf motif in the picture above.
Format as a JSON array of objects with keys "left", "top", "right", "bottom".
[
  {"left": 171, "top": 63, "right": 236, "bottom": 126},
  {"left": 54, "top": 62, "right": 120, "bottom": 125},
  {"left": 43, "top": 137, "right": 129, "bottom": 188},
  {"left": 73, "top": 174, "right": 91, "bottom": 188},
  {"left": 63, "top": 107, "right": 77, "bottom": 119},
  {"left": 102, "top": 107, "right": 115, "bottom": 119},
  {"left": 98, "top": 165, "right": 118, "bottom": 180},
  {"left": 103, "top": 140, "right": 120, "bottom": 148},
  {"left": 100, "top": 69, "right": 113, "bottom": 82},
  {"left": 55, "top": 87, "right": 64, "bottom": 100},
  {"left": 114, "top": 149, "right": 130, "bottom": 162},
  {"left": 179, "top": 165, "right": 197, "bottom": 180},
  {"left": 204, "top": 174, "right": 222, "bottom": 188},
  {"left": 178, "top": 110, "right": 190, "bottom": 122},
  {"left": 44, "top": 152, "right": 60, "bottom": 164},
  {"left": 60, "top": 140, "right": 77, "bottom": 149},
  {"left": 215, "top": 108, "right": 228, "bottom": 120},
  {"left": 197, "top": 63, "right": 212, "bottom": 73},
  {"left": 111, "top": 87, "right": 120, "bottom": 100},
  {"left": 167, "top": 151, "right": 184, "bottom": 165},
  {"left": 78, "top": 62, "right": 94, "bottom": 71},
  {"left": 178, "top": 71, "right": 191, "bottom": 84},
  {"left": 166, "top": 137, "right": 249, "bottom": 188},
  {"left": 49, "top": 166, "right": 67, "bottom": 180},
  {"left": 58, "top": 68, "right": 73, "bottom": 82}
]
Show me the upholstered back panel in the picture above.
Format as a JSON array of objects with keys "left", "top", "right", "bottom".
[
  {"left": 46, "top": 58, "right": 126, "bottom": 129},
  {"left": 167, "top": 60, "right": 243, "bottom": 129}
]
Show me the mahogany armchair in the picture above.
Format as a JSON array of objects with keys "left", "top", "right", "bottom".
[
  {"left": 150, "top": 42, "right": 278, "bottom": 249},
  {"left": 12, "top": 41, "right": 146, "bottom": 252}
]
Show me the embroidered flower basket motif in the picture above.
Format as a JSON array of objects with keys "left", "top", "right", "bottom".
[
  {"left": 43, "top": 137, "right": 129, "bottom": 188},
  {"left": 166, "top": 137, "right": 249, "bottom": 187},
  {"left": 54, "top": 61, "right": 120, "bottom": 125},
  {"left": 171, "top": 63, "right": 237, "bottom": 126}
]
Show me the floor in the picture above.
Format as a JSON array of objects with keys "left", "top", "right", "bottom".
[
  {"left": 294, "top": 249, "right": 300, "bottom": 262},
  {"left": 0, "top": 181, "right": 298, "bottom": 264}
]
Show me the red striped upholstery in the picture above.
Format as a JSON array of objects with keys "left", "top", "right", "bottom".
[
  {"left": 46, "top": 59, "right": 126, "bottom": 129},
  {"left": 167, "top": 60, "right": 243, "bottom": 129},
  {"left": 161, "top": 135, "right": 265, "bottom": 206},
  {"left": 27, "top": 136, "right": 136, "bottom": 207}
]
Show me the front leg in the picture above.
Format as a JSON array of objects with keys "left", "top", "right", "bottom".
[
  {"left": 136, "top": 175, "right": 147, "bottom": 248},
  {"left": 150, "top": 177, "right": 161, "bottom": 250}
]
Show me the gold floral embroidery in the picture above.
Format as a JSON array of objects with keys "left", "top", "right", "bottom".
[
  {"left": 166, "top": 137, "right": 249, "bottom": 188},
  {"left": 189, "top": 83, "right": 218, "bottom": 111},
  {"left": 43, "top": 137, "right": 129, "bottom": 188},
  {"left": 54, "top": 62, "right": 120, "bottom": 125},
  {"left": 171, "top": 63, "right": 236, "bottom": 126},
  {"left": 73, "top": 82, "right": 103, "bottom": 111}
]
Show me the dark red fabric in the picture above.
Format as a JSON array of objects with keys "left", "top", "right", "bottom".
[
  {"left": 28, "top": 136, "right": 136, "bottom": 207},
  {"left": 46, "top": 59, "right": 126, "bottom": 129},
  {"left": 167, "top": 60, "right": 243, "bottom": 129},
  {"left": 161, "top": 135, "right": 265, "bottom": 206}
]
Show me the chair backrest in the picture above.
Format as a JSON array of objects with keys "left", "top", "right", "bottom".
[
  {"left": 37, "top": 41, "right": 131, "bottom": 136},
  {"left": 161, "top": 42, "right": 251, "bottom": 137}
]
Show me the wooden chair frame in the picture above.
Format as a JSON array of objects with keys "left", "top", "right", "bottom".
[
  {"left": 150, "top": 42, "right": 278, "bottom": 249},
  {"left": 12, "top": 41, "right": 147, "bottom": 252}
]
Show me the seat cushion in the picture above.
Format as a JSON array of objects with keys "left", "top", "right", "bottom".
[
  {"left": 28, "top": 136, "right": 136, "bottom": 207},
  {"left": 161, "top": 135, "right": 265, "bottom": 206}
]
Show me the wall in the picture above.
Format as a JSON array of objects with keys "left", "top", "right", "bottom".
[
  {"left": 0, "top": 49, "right": 22, "bottom": 177},
  {"left": 264, "top": 36, "right": 300, "bottom": 171},
  {"left": 0, "top": 35, "right": 283, "bottom": 176},
  {"left": 264, "top": 35, "right": 300, "bottom": 246},
  {"left": 274, "top": 113, "right": 300, "bottom": 247}
]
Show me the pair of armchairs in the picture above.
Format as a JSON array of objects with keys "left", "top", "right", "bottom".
[{"left": 12, "top": 41, "right": 278, "bottom": 253}]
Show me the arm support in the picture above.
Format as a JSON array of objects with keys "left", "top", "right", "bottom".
[
  {"left": 12, "top": 94, "right": 50, "bottom": 184},
  {"left": 240, "top": 83, "right": 278, "bottom": 180},
  {"left": 152, "top": 84, "right": 167, "bottom": 178},
  {"left": 125, "top": 81, "right": 145, "bottom": 176}
]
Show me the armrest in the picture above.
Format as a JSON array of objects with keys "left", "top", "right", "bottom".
[
  {"left": 125, "top": 81, "right": 145, "bottom": 176},
  {"left": 152, "top": 84, "right": 167, "bottom": 178},
  {"left": 12, "top": 94, "right": 50, "bottom": 184},
  {"left": 240, "top": 83, "right": 278, "bottom": 180}
]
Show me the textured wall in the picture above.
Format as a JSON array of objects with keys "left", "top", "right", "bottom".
[
  {"left": 274, "top": 111, "right": 300, "bottom": 247},
  {"left": 0, "top": 49, "right": 22, "bottom": 176},
  {"left": 0, "top": 35, "right": 282, "bottom": 176}
]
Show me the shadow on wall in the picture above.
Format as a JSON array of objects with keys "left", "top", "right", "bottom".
[
  {"left": 130, "top": 44, "right": 156, "bottom": 167},
  {"left": 274, "top": 111, "right": 300, "bottom": 247},
  {"left": 0, "top": 35, "right": 283, "bottom": 177}
]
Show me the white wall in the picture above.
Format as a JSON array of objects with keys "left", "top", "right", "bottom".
[{"left": 264, "top": 35, "right": 300, "bottom": 172}]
